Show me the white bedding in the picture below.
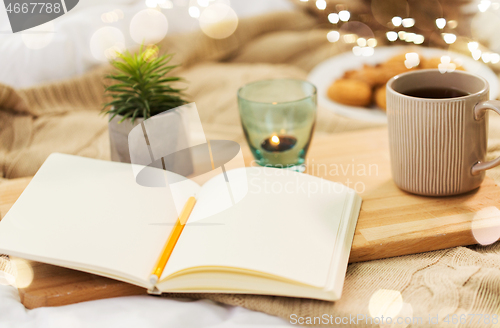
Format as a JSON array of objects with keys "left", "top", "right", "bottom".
[{"left": 0, "top": 285, "right": 292, "bottom": 327}]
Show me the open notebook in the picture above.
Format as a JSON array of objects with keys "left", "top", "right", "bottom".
[{"left": 0, "top": 153, "right": 361, "bottom": 301}]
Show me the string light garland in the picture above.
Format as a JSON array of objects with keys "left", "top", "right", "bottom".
[{"left": 293, "top": 0, "right": 500, "bottom": 64}]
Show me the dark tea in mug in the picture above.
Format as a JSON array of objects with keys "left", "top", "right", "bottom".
[{"left": 403, "top": 87, "right": 469, "bottom": 99}]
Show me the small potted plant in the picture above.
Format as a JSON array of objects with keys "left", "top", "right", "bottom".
[{"left": 103, "top": 45, "right": 188, "bottom": 163}]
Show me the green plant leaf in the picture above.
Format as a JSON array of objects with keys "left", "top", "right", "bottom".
[{"left": 102, "top": 44, "right": 188, "bottom": 121}]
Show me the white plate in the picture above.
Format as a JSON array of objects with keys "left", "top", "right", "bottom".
[{"left": 307, "top": 46, "right": 500, "bottom": 124}]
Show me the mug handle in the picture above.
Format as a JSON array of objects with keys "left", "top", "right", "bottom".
[{"left": 472, "top": 100, "right": 500, "bottom": 175}]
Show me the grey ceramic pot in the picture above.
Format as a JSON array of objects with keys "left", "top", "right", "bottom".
[
  {"left": 108, "top": 112, "right": 194, "bottom": 178},
  {"left": 108, "top": 114, "right": 143, "bottom": 163}
]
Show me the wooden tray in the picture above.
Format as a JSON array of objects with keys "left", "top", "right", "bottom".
[{"left": 2, "top": 128, "right": 500, "bottom": 309}]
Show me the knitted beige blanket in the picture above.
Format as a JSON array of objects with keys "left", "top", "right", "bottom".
[{"left": 1, "top": 11, "right": 500, "bottom": 326}]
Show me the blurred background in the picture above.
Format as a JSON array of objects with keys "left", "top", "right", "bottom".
[{"left": 1, "top": 0, "right": 499, "bottom": 88}]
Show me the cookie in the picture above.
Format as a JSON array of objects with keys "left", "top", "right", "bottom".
[
  {"left": 374, "top": 86, "right": 387, "bottom": 111},
  {"left": 329, "top": 53, "right": 467, "bottom": 109},
  {"left": 379, "top": 62, "right": 413, "bottom": 83},
  {"left": 327, "top": 79, "right": 372, "bottom": 107},
  {"left": 343, "top": 65, "right": 388, "bottom": 87}
]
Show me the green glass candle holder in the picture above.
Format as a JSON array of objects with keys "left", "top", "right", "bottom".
[{"left": 237, "top": 79, "right": 317, "bottom": 170}]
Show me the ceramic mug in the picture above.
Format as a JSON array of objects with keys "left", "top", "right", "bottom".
[{"left": 387, "top": 69, "right": 500, "bottom": 196}]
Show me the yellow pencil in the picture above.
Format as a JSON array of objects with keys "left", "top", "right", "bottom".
[{"left": 149, "top": 196, "right": 197, "bottom": 285}]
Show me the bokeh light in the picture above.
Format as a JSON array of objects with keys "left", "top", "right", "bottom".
[
  {"left": 397, "top": 31, "right": 425, "bottom": 45},
  {"left": 130, "top": 9, "right": 169, "bottom": 44},
  {"left": 481, "top": 52, "right": 492, "bottom": 63},
  {"left": 199, "top": 3, "right": 238, "bottom": 39},
  {"left": 402, "top": 18, "right": 415, "bottom": 28},
  {"left": 11, "top": 258, "right": 34, "bottom": 289},
  {"left": 315, "top": 0, "right": 326, "bottom": 10},
  {"left": 435, "top": 18, "right": 446, "bottom": 29},
  {"left": 478, "top": 0, "right": 491, "bottom": 12},
  {"left": 404, "top": 52, "right": 420, "bottom": 68},
  {"left": 367, "top": 38, "right": 377, "bottom": 47},
  {"left": 341, "top": 34, "right": 354, "bottom": 43},
  {"left": 392, "top": 16, "right": 402, "bottom": 26},
  {"left": 369, "top": 289, "right": 404, "bottom": 320},
  {"left": 328, "top": 13, "right": 339, "bottom": 24},
  {"left": 447, "top": 20, "right": 458, "bottom": 29},
  {"left": 21, "top": 21, "right": 55, "bottom": 50},
  {"left": 357, "top": 37, "right": 367, "bottom": 47},
  {"left": 339, "top": 20, "right": 377, "bottom": 56},
  {"left": 472, "top": 49, "right": 482, "bottom": 60},
  {"left": 352, "top": 46, "right": 375, "bottom": 56},
  {"left": 442, "top": 33, "right": 457, "bottom": 44},
  {"left": 189, "top": 6, "right": 201, "bottom": 18},
  {"left": 471, "top": 206, "right": 500, "bottom": 245},
  {"left": 468, "top": 41, "right": 479, "bottom": 51},
  {"left": 143, "top": 44, "right": 160, "bottom": 62},
  {"left": 413, "top": 34, "right": 425, "bottom": 44},
  {"left": 386, "top": 31, "right": 398, "bottom": 41},
  {"left": 327, "top": 30, "right": 340, "bottom": 42},
  {"left": 339, "top": 10, "right": 350, "bottom": 22},
  {"left": 101, "top": 9, "right": 123, "bottom": 23},
  {"left": 404, "top": 32, "right": 416, "bottom": 42},
  {"left": 438, "top": 56, "right": 456, "bottom": 73},
  {"left": 352, "top": 35, "right": 376, "bottom": 56},
  {"left": 90, "top": 26, "right": 126, "bottom": 62}
]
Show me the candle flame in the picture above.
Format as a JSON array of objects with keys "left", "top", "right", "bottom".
[{"left": 271, "top": 135, "right": 280, "bottom": 145}]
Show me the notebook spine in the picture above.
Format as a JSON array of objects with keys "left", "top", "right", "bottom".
[{"left": 147, "top": 286, "right": 162, "bottom": 295}]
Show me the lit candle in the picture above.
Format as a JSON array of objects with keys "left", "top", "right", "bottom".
[{"left": 261, "top": 135, "right": 297, "bottom": 152}]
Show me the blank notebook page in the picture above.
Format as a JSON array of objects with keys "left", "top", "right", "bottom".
[
  {"left": 0, "top": 154, "right": 199, "bottom": 286},
  {"left": 164, "top": 167, "right": 349, "bottom": 288}
]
